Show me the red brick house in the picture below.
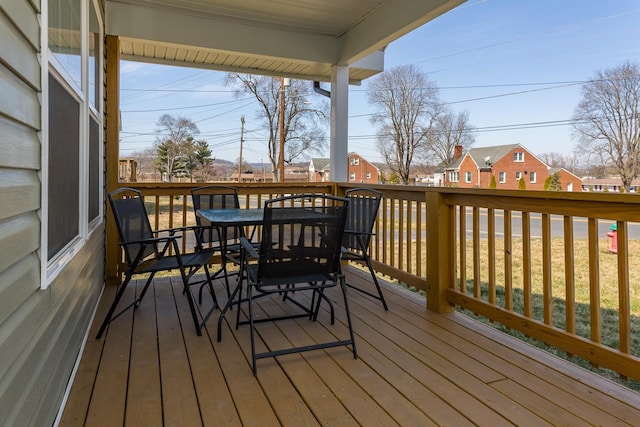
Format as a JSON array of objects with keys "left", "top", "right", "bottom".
[
  {"left": 443, "top": 144, "right": 581, "bottom": 191},
  {"left": 310, "top": 153, "right": 380, "bottom": 183}
]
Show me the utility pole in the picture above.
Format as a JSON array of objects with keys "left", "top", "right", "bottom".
[
  {"left": 238, "top": 115, "right": 245, "bottom": 182},
  {"left": 278, "top": 78, "right": 289, "bottom": 183}
]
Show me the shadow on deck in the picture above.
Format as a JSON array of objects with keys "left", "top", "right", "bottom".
[{"left": 60, "top": 267, "right": 640, "bottom": 426}]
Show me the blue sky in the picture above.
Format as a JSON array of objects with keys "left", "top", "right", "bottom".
[{"left": 119, "top": 0, "right": 640, "bottom": 164}]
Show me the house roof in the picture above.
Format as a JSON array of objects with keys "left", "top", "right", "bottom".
[
  {"left": 446, "top": 144, "right": 521, "bottom": 169},
  {"left": 311, "top": 152, "right": 378, "bottom": 172},
  {"left": 103, "top": 0, "right": 465, "bottom": 83},
  {"left": 311, "top": 158, "right": 331, "bottom": 171}
]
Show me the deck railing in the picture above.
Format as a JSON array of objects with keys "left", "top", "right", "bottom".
[{"left": 108, "top": 182, "right": 640, "bottom": 381}]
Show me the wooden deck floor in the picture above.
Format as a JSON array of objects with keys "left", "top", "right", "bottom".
[{"left": 60, "top": 267, "right": 640, "bottom": 426}]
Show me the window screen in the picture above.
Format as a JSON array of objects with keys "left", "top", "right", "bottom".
[{"left": 48, "top": 74, "right": 80, "bottom": 259}]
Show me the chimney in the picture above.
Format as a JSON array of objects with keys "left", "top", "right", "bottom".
[{"left": 454, "top": 145, "right": 463, "bottom": 160}]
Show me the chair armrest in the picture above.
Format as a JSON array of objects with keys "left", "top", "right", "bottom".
[
  {"left": 120, "top": 235, "right": 177, "bottom": 247},
  {"left": 239, "top": 237, "right": 259, "bottom": 259},
  {"left": 344, "top": 229, "right": 374, "bottom": 236},
  {"left": 155, "top": 225, "right": 202, "bottom": 236}
]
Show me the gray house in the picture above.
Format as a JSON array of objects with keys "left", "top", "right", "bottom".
[{"left": 0, "top": 0, "right": 465, "bottom": 424}]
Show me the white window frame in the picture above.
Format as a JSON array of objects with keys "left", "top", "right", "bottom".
[
  {"left": 42, "top": 0, "right": 104, "bottom": 288},
  {"left": 514, "top": 152, "right": 524, "bottom": 162},
  {"left": 350, "top": 157, "right": 359, "bottom": 165},
  {"left": 449, "top": 171, "right": 459, "bottom": 183},
  {"left": 365, "top": 172, "right": 371, "bottom": 179},
  {"left": 349, "top": 172, "right": 356, "bottom": 181},
  {"left": 499, "top": 172, "right": 506, "bottom": 183},
  {"left": 464, "top": 171, "right": 472, "bottom": 183},
  {"left": 529, "top": 171, "right": 536, "bottom": 183},
  {"left": 515, "top": 171, "right": 522, "bottom": 181}
]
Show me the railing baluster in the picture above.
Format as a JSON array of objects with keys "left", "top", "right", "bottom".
[
  {"left": 459, "top": 205, "right": 467, "bottom": 293},
  {"left": 522, "top": 211, "right": 532, "bottom": 318},
  {"left": 390, "top": 198, "right": 396, "bottom": 269},
  {"left": 473, "top": 206, "right": 481, "bottom": 298},
  {"left": 504, "top": 209, "right": 512, "bottom": 311},
  {"left": 406, "top": 200, "right": 413, "bottom": 274},
  {"left": 617, "top": 221, "right": 630, "bottom": 357},
  {"left": 588, "top": 217, "right": 601, "bottom": 348},
  {"left": 564, "top": 216, "right": 575, "bottom": 337},
  {"left": 488, "top": 208, "right": 496, "bottom": 304},
  {"left": 416, "top": 200, "right": 423, "bottom": 278},
  {"left": 542, "top": 213, "right": 552, "bottom": 325}
]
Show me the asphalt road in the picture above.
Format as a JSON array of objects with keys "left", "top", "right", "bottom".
[{"left": 463, "top": 210, "right": 640, "bottom": 240}]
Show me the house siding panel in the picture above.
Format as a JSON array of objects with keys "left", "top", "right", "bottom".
[
  {"left": 0, "top": 115, "right": 40, "bottom": 169},
  {"left": 0, "top": 16, "right": 40, "bottom": 88},
  {"left": 0, "top": 0, "right": 105, "bottom": 425}
]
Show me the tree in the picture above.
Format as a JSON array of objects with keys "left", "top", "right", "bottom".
[
  {"left": 225, "top": 74, "right": 328, "bottom": 182},
  {"left": 538, "top": 152, "right": 575, "bottom": 170},
  {"left": 544, "top": 172, "right": 563, "bottom": 191},
  {"left": 154, "top": 115, "right": 210, "bottom": 182},
  {"left": 368, "top": 64, "right": 445, "bottom": 184},
  {"left": 426, "top": 110, "right": 476, "bottom": 165},
  {"left": 489, "top": 174, "right": 497, "bottom": 189},
  {"left": 518, "top": 177, "right": 527, "bottom": 190},
  {"left": 572, "top": 61, "right": 640, "bottom": 192}
]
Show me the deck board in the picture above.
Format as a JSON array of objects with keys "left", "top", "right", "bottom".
[{"left": 61, "top": 267, "right": 640, "bottom": 426}]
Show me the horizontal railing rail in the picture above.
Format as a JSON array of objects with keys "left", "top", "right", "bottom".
[{"left": 107, "top": 182, "right": 640, "bottom": 380}]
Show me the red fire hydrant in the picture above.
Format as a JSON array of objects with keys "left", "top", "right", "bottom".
[{"left": 606, "top": 223, "right": 617, "bottom": 254}]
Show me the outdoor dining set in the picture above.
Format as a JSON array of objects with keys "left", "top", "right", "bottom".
[{"left": 96, "top": 185, "right": 387, "bottom": 374}]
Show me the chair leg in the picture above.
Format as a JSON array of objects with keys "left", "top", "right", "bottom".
[
  {"left": 180, "top": 268, "right": 202, "bottom": 336},
  {"left": 96, "top": 274, "right": 134, "bottom": 339},
  {"left": 247, "top": 283, "right": 258, "bottom": 375},
  {"left": 217, "top": 278, "right": 243, "bottom": 342},
  {"left": 198, "top": 264, "right": 219, "bottom": 308},
  {"left": 365, "top": 257, "right": 388, "bottom": 311},
  {"left": 339, "top": 274, "right": 358, "bottom": 359}
]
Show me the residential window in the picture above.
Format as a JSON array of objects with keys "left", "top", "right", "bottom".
[
  {"left": 465, "top": 171, "right": 472, "bottom": 183},
  {"left": 514, "top": 152, "right": 524, "bottom": 162},
  {"left": 515, "top": 172, "right": 522, "bottom": 180},
  {"left": 499, "top": 172, "right": 506, "bottom": 183},
  {"left": 45, "top": 0, "right": 104, "bottom": 287},
  {"left": 529, "top": 171, "right": 536, "bottom": 183},
  {"left": 366, "top": 172, "right": 371, "bottom": 179},
  {"left": 350, "top": 173, "right": 356, "bottom": 181},
  {"left": 449, "top": 171, "right": 459, "bottom": 182},
  {"left": 350, "top": 157, "right": 359, "bottom": 165}
]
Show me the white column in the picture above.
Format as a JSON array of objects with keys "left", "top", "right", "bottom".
[{"left": 330, "top": 65, "right": 349, "bottom": 182}]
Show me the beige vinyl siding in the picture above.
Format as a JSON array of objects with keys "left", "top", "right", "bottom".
[{"left": 0, "top": 0, "right": 105, "bottom": 425}]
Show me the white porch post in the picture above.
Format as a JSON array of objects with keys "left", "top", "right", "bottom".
[{"left": 330, "top": 65, "right": 349, "bottom": 182}]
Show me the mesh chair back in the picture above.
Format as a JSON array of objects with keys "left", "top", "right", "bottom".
[
  {"left": 192, "top": 186, "right": 242, "bottom": 243},
  {"left": 343, "top": 188, "right": 382, "bottom": 251},
  {"left": 256, "top": 195, "right": 348, "bottom": 286},
  {"left": 108, "top": 188, "right": 157, "bottom": 266}
]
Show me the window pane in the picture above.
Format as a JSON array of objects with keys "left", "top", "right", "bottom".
[
  {"left": 48, "top": 75, "right": 80, "bottom": 259},
  {"left": 89, "top": 0, "right": 100, "bottom": 108},
  {"left": 49, "top": 0, "right": 82, "bottom": 89}
]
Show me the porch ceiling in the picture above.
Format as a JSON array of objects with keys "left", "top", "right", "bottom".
[{"left": 106, "top": 0, "right": 466, "bottom": 83}]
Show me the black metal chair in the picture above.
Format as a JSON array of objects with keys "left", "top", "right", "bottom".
[
  {"left": 236, "top": 194, "right": 357, "bottom": 375},
  {"left": 191, "top": 185, "right": 251, "bottom": 300},
  {"left": 96, "top": 188, "right": 217, "bottom": 339},
  {"left": 342, "top": 188, "right": 388, "bottom": 310}
]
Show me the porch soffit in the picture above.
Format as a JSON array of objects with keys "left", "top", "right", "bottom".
[{"left": 106, "top": 0, "right": 465, "bottom": 83}]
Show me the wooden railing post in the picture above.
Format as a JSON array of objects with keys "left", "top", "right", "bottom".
[
  {"left": 105, "top": 35, "right": 120, "bottom": 285},
  {"left": 425, "top": 190, "right": 454, "bottom": 313}
]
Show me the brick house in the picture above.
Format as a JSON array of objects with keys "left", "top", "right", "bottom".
[
  {"left": 443, "top": 144, "right": 581, "bottom": 191},
  {"left": 309, "top": 153, "right": 379, "bottom": 183},
  {"left": 550, "top": 168, "right": 583, "bottom": 192}
]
